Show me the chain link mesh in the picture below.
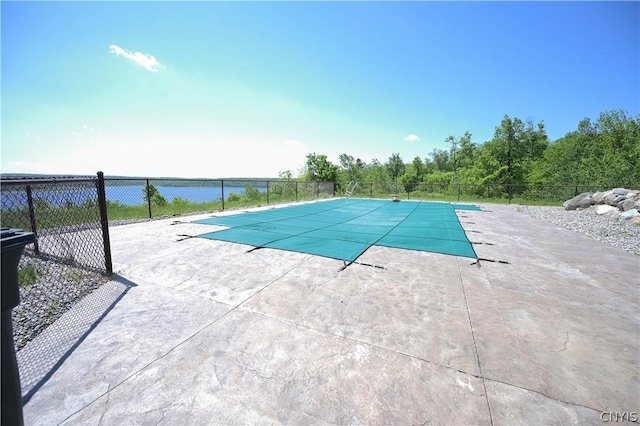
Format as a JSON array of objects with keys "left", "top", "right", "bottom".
[
  {"left": 102, "top": 179, "right": 338, "bottom": 219},
  {"left": 339, "top": 182, "right": 638, "bottom": 204},
  {"left": 1, "top": 178, "right": 110, "bottom": 350}
]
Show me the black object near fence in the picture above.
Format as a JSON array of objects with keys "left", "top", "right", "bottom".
[{"left": 1, "top": 227, "right": 35, "bottom": 425}]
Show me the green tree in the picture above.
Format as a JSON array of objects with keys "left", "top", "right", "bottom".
[
  {"left": 362, "top": 159, "right": 389, "bottom": 183},
  {"left": 472, "top": 115, "right": 547, "bottom": 188},
  {"left": 422, "top": 171, "right": 455, "bottom": 186},
  {"left": 428, "top": 149, "right": 450, "bottom": 172},
  {"left": 411, "top": 156, "right": 426, "bottom": 181},
  {"left": 529, "top": 132, "right": 585, "bottom": 185},
  {"left": 594, "top": 110, "right": 640, "bottom": 185},
  {"left": 454, "top": 131, "right": 478, "bottom": 170},
  {"left": 143, "top": 183, "right": 167, "bottom": 206},
  {"left": 270, "top": 169, "right": 296, "bottom": 198},
  {"left": 399, "top": 156, "right": 426, "bottom": 192},
  {"left": 530, "top": 110, "right": 638, "bottom": 187},
  {"left": 278, "top": 169, "right": 293, "bottom": 180},
  {"left": 242, "top": 184, "right": 261, "bottom": 200},
  {"left": 303, "top": 153, "right": 339, "bottom": 182},
  {"left": 338, "top": 153, "right": 365, "bottom": 182},
  {"left": 386, "top": 153, "right": 405, "bottom": 187}
]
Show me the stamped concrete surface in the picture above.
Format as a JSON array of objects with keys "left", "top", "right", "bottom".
[{"left": 18, "top": 201, "right": 639, "bottom": 424}]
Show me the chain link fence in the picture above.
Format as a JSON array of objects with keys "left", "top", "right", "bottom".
[
  {"left": 103, "top": 178, "right": 337, "bottom": 220},
  {"left": 100, "top": 177, "right": 640, "bottom": 224},
  {"left": 336, "top": 182, "right": 638, "bottom": 204},
  {"left": 0, "top": 174, "right": 112, "bottom": 350}
]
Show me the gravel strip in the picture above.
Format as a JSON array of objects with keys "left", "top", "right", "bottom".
[
  {"left": 513, "top": 205, "right": 640, "bottom": 255},
  {"left": 12, "top": 255, "right": 109, "bottom": 350}
]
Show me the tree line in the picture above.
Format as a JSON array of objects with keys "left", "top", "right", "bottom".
[{"left": 297, "top": 110, "right": 639, "bottom": 196}]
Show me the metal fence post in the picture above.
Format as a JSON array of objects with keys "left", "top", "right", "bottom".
[
  {"left": 221, "top": 180, "right": 225, "bottom": 210},
  {"left": 96, "top": 172, "right": 113, "bottom": 275},
  {"left": 145, "top": 179, "right": 152, "bottom": 218},
  {"left": 25, "top": 185, "right": 40, "bottom": 255},
  {"left": 295, "top": 181, "right": 298, "bottom": 201},
  {"left": 266, "top": 181, "right": 270, "bottom": 205}
]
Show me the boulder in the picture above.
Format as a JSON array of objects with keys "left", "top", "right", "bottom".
[
  {"left": 620, "top": 209, "right": 640, "bottom": 220},
  {"left": 563, "top": 192, "right": 594, "bottom": 210},
  {"left": 604, "top": 192, "right": 618, "bottom": 206},
  {"left": 592, "top": 191, "right": 606, "bottom": 203},
  {"left": 619, "top": 194, "right": 640, "bottom": 211},
  {"left": 614, "top": 195, "right": 627, "bottom": 205},
  {"left": 612, "top": 188, "right": 628, "bottom": 195},
  {"left": 619, "top": 199, "right": 636, "bottom": 211},
  {"left": 596, "top": 204, "right": 619, "bottom": 218},
  {"left": 630, "top": 216, "right": 640, "bottom": 225},
  {"left": 626, "top": 191, "right": 640, "bottom": 199}
]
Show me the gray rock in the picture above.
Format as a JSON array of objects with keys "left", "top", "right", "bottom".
[
  {"left": 604, "top": 192, "right": 618, "bottom": 206},
  {"left": 614, "top": 195, "right": 627, "bottom": 204},
  {"left": 591, "top": 192, "right": 606, "bottom": 204},
  {"left": 620, "top": 198, "right": 637, "bottom": 212},
  {"left": 620, "top": 209, "right": 640, "bottom": 220},
  {"left": 563, "top": 192, "right": 594, "bottom": 210},
  {"left": 596, "top": 204, "right": 619, "bottom": 218},
  {"left": 612, "top": 188, "right": 628, "bottom": 195}
]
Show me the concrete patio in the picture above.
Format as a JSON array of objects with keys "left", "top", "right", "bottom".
[{"left": 18, "top": 201, "right": 639, "bottom": 424}]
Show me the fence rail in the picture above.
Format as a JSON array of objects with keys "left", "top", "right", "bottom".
[{"left": 100, "top": 179, "right": 640, "bottom": 221}]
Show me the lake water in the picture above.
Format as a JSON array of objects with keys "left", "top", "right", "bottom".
[
  {"left": 106, "top": 185, "right": 264, "bottom": 205},
  {"left": 1, "top": 185, "right": 266, "bottom": 208}
]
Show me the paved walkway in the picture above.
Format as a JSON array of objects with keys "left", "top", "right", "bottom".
[{"left": 19, "top": 202, "right": 639, "bottom": 424}]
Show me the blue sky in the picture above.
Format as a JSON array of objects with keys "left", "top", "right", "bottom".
[{"left": 2, "top": 1, "right": 638, "bottom": 178}]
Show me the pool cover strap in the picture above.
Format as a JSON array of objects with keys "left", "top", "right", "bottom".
[{"left": 194, "top": 199, "right": 479, "bottom": 262}]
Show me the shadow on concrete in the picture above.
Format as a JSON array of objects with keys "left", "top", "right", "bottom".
[{"left": 18, "top": 275, "right": 137, "bottom": 405}]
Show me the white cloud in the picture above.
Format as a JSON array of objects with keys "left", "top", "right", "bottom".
[
  {"left": 403, "top": 134, "right": 420, "bottom": 142},
  {"left": 65, "top": 131, "right": 82, "bottom": 137},
  {"left": 82, "top": 124, "right": 94, "bottom": 131},
  {"left": 283, "top": 139, "right": 303, "bottom": 149},
  {"left": 109, "top": 44, "right": 163, "bottom": 72}
]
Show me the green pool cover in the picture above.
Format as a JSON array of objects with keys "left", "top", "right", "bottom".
[{"left": 194, "top": 199, "right": 480, "bottom": 262}]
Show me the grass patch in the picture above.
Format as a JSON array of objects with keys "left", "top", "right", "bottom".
[{"left": 18, "top": 265, "right": 37, "bottom": 289}]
